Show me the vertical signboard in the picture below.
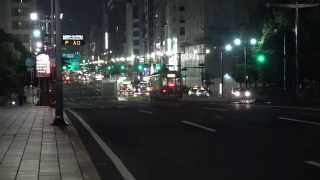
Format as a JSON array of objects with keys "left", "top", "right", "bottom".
[{"left": 36, "top": 53, "right": 51, "bottom": 77}]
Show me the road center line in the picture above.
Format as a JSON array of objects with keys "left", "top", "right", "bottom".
[
  {"left": 278, "top": 117, "right": 320, "bottom": 126},
  {"left": 204, "top": 107, "right": 228, "bottom": 112},
  {"left": 67, "top": 109, "right": 136, "bottom": 180},
  {"left": 305, "top": 161, "right": 320, "bottom": 168},
  {"left": 139, "top": 110, "right": 153, "bottom": 114},
  {"left": 181, "top": 121, "right": 216, "bottom": 133}
]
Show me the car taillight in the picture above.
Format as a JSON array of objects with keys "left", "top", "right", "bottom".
[{"left": 162, "top": 89, "right": 167, "bottom": 93}]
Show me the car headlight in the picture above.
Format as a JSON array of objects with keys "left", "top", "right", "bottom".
[
  {"left": 245, "top": 91, "right": 251, "bottom": 97},
  {"left": 233, "top": 91, "right": 240, "bottom": 97}
]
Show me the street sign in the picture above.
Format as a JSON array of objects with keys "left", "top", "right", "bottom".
[
  {"left": 62, "top": 35, "right": 84, "bottom": 46},
  {"left": 62, "top": 53, "right": 81, "bottom": 71},
  {"left": 36, "top": 53, "right": 50, "bottom": 77}
]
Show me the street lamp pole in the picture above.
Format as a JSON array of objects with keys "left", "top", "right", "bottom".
[
  {"left": 267, "top": 2, "right": 320, "bottom": 94},
  {"left": 53, "top": 0, "right": 67, "bottom": 126},
  {"left": 244, "top": 46, "right": 248, "bottom": 88},
  {"left": 220, "top": 49, "right": 224, "bottom": 96}
]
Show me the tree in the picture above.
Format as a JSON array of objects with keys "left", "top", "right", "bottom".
[{"left": 0, "top": 29, "right": 29, "bottom": 95}]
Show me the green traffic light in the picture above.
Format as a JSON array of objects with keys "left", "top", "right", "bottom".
[
  {"left": 138, "top": 64, "right": 144, "bottom": 71},
  {"left": 107, "top": 65, "right": 113, "bottom": 71},
  {"left": 155, "top": 64, "right": 162, "bottom": 71},
  {"left": 62, "top": 65, "right": 67, "bottom": 70},
  {"left": 120, "top": 65, "right": 125, "bottom": 71},
  {"left": 257, "top": 54, "right": 266, "bottom": 64}
]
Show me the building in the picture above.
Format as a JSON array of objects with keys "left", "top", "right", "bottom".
[
  {"left": 0, "top": 0, "right": 37, "bottom": 50},
  {"left": 103, "top": 0, "right": 127, "bottom": 59},
  {"left": 124, "top": 0, "right": 145, "bottom": 63},
  {"left": 144, "top": 0, "right": 265, "bottom": 90}
]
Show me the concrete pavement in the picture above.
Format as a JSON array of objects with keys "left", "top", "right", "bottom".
[{"left": 0, "top": 106, "right": 100, "bottom": 180}]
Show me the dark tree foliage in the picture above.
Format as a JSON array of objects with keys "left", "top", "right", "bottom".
[{"left": 0, "top": 29, "right": 29, "bottom": 95}]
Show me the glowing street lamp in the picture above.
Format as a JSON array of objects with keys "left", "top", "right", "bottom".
[
  {"left": 225, "top": 44, "right": 233, "bottom": 51},
  {"left": 250, "top": 38, "right": 257, "bottom": 45},
  {"left": 233, "top": 38, "right": 241, "bottom": 46},
  {"left": 30, "top": 12, "right": 39, "bottom": 21},
  {"left": 36, "top": 41, "right": 42, "bottom": 48},
  {"left": 33, "top": 29, "right": 41, "bottom": 38}
]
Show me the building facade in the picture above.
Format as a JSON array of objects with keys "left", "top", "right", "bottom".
[
  {"left": 145, "top": 0, "right": 265, "bottom": 89},
  {"left": 0, "top": 0, "right": 37, "bottom": 50}
]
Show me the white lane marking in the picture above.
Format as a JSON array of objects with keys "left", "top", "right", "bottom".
[
  {"left": 181, "top": 121, "right": 216, "bottom": 133},
  {"left": 139, "top": 110, "right": 153, "bottom": 114},
  {"left": 305, "top": 161, "right": 320, "bottom": 168},
  {"left": 278, "top": 117, "right": 320, "bottom": 126},
  {"left": 204, "top": 107, "right": 228, "bottom": 112},
  {"left": 67, "top": 109, "right": 136, "bottom": 180}
]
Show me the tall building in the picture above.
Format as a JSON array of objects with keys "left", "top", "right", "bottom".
[
  {"left": 145, "top": 0, "right": 265, "bottom": 88},
  {"left": 104, "top": 0, "right": 127, "bottom": 59},
  {"left": 0, "top": 0, "right": 37, "bottom": 50},
  {"left": 125, "top": 0, "right": 145, "bottom": 63}
]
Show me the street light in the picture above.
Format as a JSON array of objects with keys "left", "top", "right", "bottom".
[
  {"left": 30, "top": 12, "right": 39, "bottom": 21},
  {"left": 250, "top": 38, "right": 257, "bottom": 45},
  {"left": 225, "top": 44, "right": 233, "bottom": 52},
  {"left": 234, "top": 38, "right": 241, "bottom": 46},
  {"left": 220, "top": 44, "right": 233, "bottom": 96},
  {"left": 36, "top": 41, "right": 42, "bottom": 48},
  {"left": 33, "top": 29, "right": 41, "bottom": 38},
  {"left": 232, "top": 38, "right": 257, "bottom": 87}
]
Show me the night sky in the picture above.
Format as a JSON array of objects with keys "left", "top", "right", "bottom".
[{"left": 38, "top": 0, "right": 103, "bottom": 36}]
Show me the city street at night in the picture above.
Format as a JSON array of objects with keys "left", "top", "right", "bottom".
[{"left": 67, "top": 100, "right": 320, "bottom": 180}]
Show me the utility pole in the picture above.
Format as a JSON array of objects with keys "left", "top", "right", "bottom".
[
  {"left": 220, "top": 49, "right": 224, "bottom": 96},
  {"left": 267, "top": 2, "right": 320, "bottom": 95},
  {"left": 53, "top": 0, "right": 67, "bottom": 126},
  {"left": 283, "top": 34, "right": 287, "bottom": 91}
]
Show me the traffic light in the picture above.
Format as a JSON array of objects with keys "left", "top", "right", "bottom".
[
  {"left": 155, "top": 64, "right": 163, "bottom": 72},
  {"left": 256, "top": 53, "right": 266, "bottom": 64},
  {"left": 138, "top": 64, "right": 144, "bottom": 72},
  {"left": 106, "top": 64, "right": 113, "bottom": 72},
  {"left": 120, "top": 64, "right": 126, "bottom": 71}
]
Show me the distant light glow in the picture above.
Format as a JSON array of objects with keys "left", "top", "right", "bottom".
[
  {"left": 30, "top": 12, "right": 38, "bottom": 21},
  {"left": 250, "top": 38, "right": 257, "bottom": 45},
  {"left": 225, "top": 44, "right": 233, "bottom": 51},
  {"left": 206, "top": 49, "right": 211, "bottom": 54},
  {"left": 105, "top": 32, "right": 109, "bottom": 50},
  {"left": 36, "top": 41, "right": 42, "bottom": 48},
  {"left": 33, "top": 29, "right": 41, "bottom": 38},
  {"left": 234, "top": 38, "right": 241, "bottom": 46}
]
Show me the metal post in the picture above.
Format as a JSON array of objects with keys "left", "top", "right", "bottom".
[
  {"left": 244, "top": 46, "right": 248, "bottom": 88},
  {"left": 220, "top": 49, "right": 224, "bottom": 96},
  {"left": 295, "top": 7, "right": 300, "bottom": 93},
  {"left": 283, "top": 34, "right": 287, "bottom": 91},
  {"left": 53, "top": 0, "right": 67, "bottom": 126},
  {"left": 50, "top": 0, "right": 54, "bottom": 45}
]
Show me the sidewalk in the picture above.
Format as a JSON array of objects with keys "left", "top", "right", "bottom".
[{"left": 0, "top": 106, "right": 101, "bottom": 180}]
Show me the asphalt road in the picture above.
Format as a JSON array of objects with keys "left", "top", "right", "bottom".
[{"left": 68, "top": 100, "right": 320, "bottom": 180}]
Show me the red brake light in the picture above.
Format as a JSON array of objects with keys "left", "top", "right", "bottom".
[
  {"left": 168, "top": 83, "right": 175, "bottom": 87},
  {"left": 162, "top": 89, "right": 167, "bottom": 93}
]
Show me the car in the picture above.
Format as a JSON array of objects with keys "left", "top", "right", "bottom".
[
  {"left": 231, "top": 88, "right": 255, "bottom": 103},
  {"left": 188, "top": 86, "right": 199, "bottom": 96},
  {"left": 188, "top": 86, "right": 210, "bottom": 97}
]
